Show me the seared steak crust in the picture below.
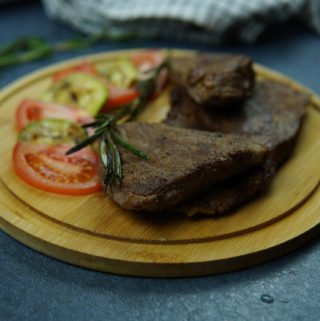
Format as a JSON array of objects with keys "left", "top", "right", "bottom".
[
  {"left": 166, "top": 80, "right": 309, "bottom": 168},
  {"left": 171, "top": 54, "right": 255, "bottom": 107},
  {"left": 109, "top": 122, "right": 268, "bottom": 212},
  {"left": 165, "top": 79, "right": 309, "bottom": 215},
  {"left": 176, "top": 163, "right": 275, "bottom": 216}
]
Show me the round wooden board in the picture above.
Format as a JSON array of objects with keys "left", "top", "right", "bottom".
[{"left": 0, "top": 50, "right": 319, "bottom": 277}]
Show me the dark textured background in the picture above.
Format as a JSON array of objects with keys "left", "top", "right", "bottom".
[{"left": 1, "top": 2, "right": 320, "bottom": 321}]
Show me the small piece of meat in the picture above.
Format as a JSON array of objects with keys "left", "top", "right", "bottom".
[
  {"left": 171, "top": 54, "right": 255, "bottom": 107},
  {"left": 175, "top": 162, "right": 275, "bottom": 216},
  {"left": 108, "top": 122, "right": 268, "bottom": 212},
  {"left": 165, "top": 80, "right": 309, "bottom": 168}
]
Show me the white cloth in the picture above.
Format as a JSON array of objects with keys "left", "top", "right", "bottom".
[{"left": 42, "top": 0, "right": 320, "bottom": 43}]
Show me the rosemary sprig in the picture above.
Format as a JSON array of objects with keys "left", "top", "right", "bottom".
[
  {"left": 66, "top": 58, "right": 170, "bottom": 188},
  {"left": 0, "top": 32, "right": 148, "bottom": 70},
  {"left": 0, "top": 39, "right": 52, "bottom": 68},
  {"left": 65, "top": 103, "right": 133, "bottom": 155},
  {"left": 0, "top": 37, "right": 46, "bottom": 56}
]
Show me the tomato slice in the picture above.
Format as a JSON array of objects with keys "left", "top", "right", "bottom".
[
  {"left": 131, "top": 50, "right": 169, "bottom": 95},
  {"left": 16, "top": 99, "right": 94, "bottom": 131},
  {"left": 102, "top": 84, "right": 138, "bottom": 111},
  {"left": 13, "top": 142, "right": 102, "bottom": 195},
  {"left": 53, "top": 61, "right": 98, "bottom": 82},
  {"left": 131, "top": 50, "right": 165, "bottom": 72}
]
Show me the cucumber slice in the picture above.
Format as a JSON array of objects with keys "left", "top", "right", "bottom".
[
  {"left": 19, "top": 119, "right": 87, "bottom": 145},
  {"left": 42, "top": 73, "right": 108, "bottom": 116},
  {"left": 100, "top": 58, "right": 138, "bottom": 88}
]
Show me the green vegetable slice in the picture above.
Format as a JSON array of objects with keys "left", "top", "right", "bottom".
[
  {"left": 100, "top": 58, "right": 138, "bottom": 88},
  {"left": 19, "top": 119, "right": 88, "bottom": 145},
  {"left": 42, "top": 72, "right": 108, "bottom": 116}
]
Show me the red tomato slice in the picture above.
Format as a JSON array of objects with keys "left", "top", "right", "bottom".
[
  {"left": 102, "top": 84, "right": 138, "bottom": 111},
  {"left": 154, "top": 68, "right": 169, "bottom": 97},
  {"left": 13, "top": 142, "right": 102, "bottom": 195},
  {"left": 15, "top": 99, "right": 94, "bottom": 131},
  {"left": 131, "top": 50, "right": 169, "bottom": 96},
  {"left": 131, "top": 50, "right": 165, "bottom": 72},
  {"left": 53, "top": 61, "right": 98, "bottom": 82}
]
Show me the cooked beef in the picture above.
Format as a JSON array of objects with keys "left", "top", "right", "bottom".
[
  {"left": 175, "top": 162, "right": 275, "bottom": 216},
  {"left": 165, "top": 79, "right": 309, "bottom": 215},
  {"left": 171, "top": 54, "right": 255, "bottom": 107},
  {"left": 165, "top": 80, "right": 309, "bottom": 168},
  {"left": 108, "top": 122, "right": 268, "bottom": 212}
]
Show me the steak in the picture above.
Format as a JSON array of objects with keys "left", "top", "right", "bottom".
[
  {"left": 108, "top": 122, "right": 268, "bottom": 212},
  {"left": 165, "top": 80, "right": 309, "bottom": 168},
  {"left": 175, "top": 163, "right": 275, "bottom": 216},
  {"left": 165, "top": 79, "right": 309, "bottom": 215},
  {"left": 171, "top": 54, "right": 255, "bottom": 107}
]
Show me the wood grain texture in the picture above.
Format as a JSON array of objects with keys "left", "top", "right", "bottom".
[{"left": 0, "top": 50, "right": 319, "bottom": 277}]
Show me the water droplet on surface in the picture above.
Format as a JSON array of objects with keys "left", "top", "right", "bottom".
[{"left": 261, "top": 294, "right": 274, "bottom": 304}]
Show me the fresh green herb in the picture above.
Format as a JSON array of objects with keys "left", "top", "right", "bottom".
[
  {"left": 66, "top": 58, "right": 170, "bottom": 188},
  {"left": 111, "top": 131, "right": 149, "bottom": 160},
  {"left": 0, "top": 32, "right": 148, "bottom": 70},
  {"left": 0, "top": 37, "right": 52, "bottom": 68}
]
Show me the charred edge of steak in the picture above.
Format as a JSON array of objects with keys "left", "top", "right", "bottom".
[{"left": 171, "top": 54, "right": 255, "bottom": 107}]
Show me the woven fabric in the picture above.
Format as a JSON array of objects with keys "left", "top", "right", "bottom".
[{"left": 42, "top": 0, "right": 320, "bottom": 43}]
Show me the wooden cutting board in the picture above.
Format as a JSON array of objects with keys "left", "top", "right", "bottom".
[{"left": 0, "top": 50, "right": 319, "bottom": 277}]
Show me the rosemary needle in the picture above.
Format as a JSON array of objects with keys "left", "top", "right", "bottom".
[
  {"left": 99, "top": 138, "right": 109, "bottom": 169},
  {"left": 106, "top": 132, "right": 122, "bottom": 184},
  {"left": 65, "top": 132, "right": 101, "bottom": 155},
  {"left": 111, "top": 131, "right": 149, "bottom": 160}
]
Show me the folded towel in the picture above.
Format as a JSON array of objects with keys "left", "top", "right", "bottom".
[{"left": 42, "top": 0, "right": 320, "bottom": 43}]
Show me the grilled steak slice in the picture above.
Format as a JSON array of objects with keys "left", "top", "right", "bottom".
[
  {"left": 175, "top": 163, "right": 275, "bottom": 216},
  {"left": 171, "top": 54, "right": 255, "bottom": 107},
  {"left": 108, "top": 122, "right": 268, "bottom": 212},
  {"left": 165, "top": 79, "right": 309, "bottom": 215},
  {"left": 165, "top": 80, "right": 309, "bottom": 168}
]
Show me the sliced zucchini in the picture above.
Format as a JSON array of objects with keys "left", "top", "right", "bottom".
[
  {"left": 42, "top": 72, "right": 108, "bottom": 116},
  {"left": 99, "top": 58, "right": 138, "bottom": 88},
  {"left": 19, "top": 119, "right": 87, "bottom": 145}
]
